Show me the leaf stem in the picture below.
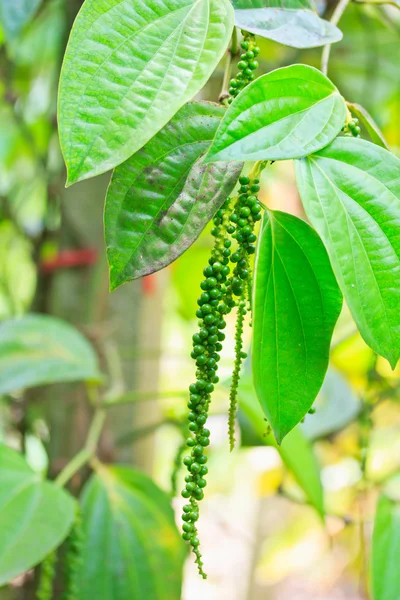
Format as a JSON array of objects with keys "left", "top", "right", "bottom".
[
  {"left": 249, "top": 160, "right": 268, "bottom": 180},
  {"left": 55, "top": 406, "right": 106, "bottom": 488},
  {"left": 321, "top": 0, "right": 351, "bottom": 75},
  {"left": 219, "top": 27, "right": 239, "bottom": 104}
]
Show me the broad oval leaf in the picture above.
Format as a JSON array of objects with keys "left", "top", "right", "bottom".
[
  {"left": 238, "top": 373, "right": 324, "bottom": 516},
  {"left": 252, "top": 210, "right": 342, "bottom": 443},
  {"left": 0, "top": 314, "right": 102, "bottom": 394},
  {"left": 0, "top": 0, "right": 42, "bottom": 40},
  {"left": 347, "top": 102, "right": 389, "bottom": 149},
  {"left": 234, "top": 8, "right": 342, "bottom": 49},
  {"left": 205, "top": 64, "right": 346, "bottom": 163},
  {"left": 0, "top": 445, "right": 76, "bottom": 585},
  {"left": 105, "top": 102, "right": 242, "bottom": 290},
  {"left": 77, "top": 464, "right": 185, "bottom": 600},
  {"left": 58, "top": 0, "right": 234, "bottom": 186},
  {"left": 371, "top": 494, "right": 400, "bottom": 600},
  {"left": 295, "top": 137, "right": 400, "bottom": 368}
]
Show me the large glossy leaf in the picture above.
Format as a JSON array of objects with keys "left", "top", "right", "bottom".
[
  {"left": 347, "top": 102, "right": 389, "bottom": 149},
  {"left": 0, "top": 0, "right": 42, "bottom": 40},
  {"left": 205, "top": 64, "right": 346, "bottom": 163},
  {"left": 238, "top": 374, "right": 324, "bottom": 516},
  {"left": 0, "top": 445, "right": 75, "bottom": 585},
  {"left": 252, "top": 210, "right": 342, "bottom": 443},
  {"left": 77, "top": 464, "right": 185, "bottom": 600},
  {"left": 301, "top": 368, "right": 360, "bottom": 440},
  {"left": 371, "top": 494, "right": 400, "bottom": 600},
  {"left": 105, "top": 102, "right": 242, "bottom": 290},
  {"left": 58, "top": 0, "right": 234, "bottom": 186},
  {"left": 234, "top": 8, "right": 342, "bottom": 49},
  {"left": 0, "top": 314, "right": 102, "bottom": 394},
  {"left": 295, "top": 137, "right": 400, "bottom": 368}
]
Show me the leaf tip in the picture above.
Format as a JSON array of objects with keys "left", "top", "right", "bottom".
[
  {"left": 65, "top": 169, "right": 78, "bottom": 188},
  {"left": 109, "top": 277, "right": 120, "bottom": 293},
  {"left": 273, "top": 428, "right": 285, "bottom": 446}
]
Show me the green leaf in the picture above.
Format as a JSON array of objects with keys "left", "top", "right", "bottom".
[
  {"left": 295, "top": 137, "right": 400, "bottom": 368},
  {"left": 238, "top": 374, "right": 324, "bottom": 516},
  {"left": 105, "top": 102, "right": 242, "bottom": 289},
  {"left": 0, "top": 444, "right": 75, "bottom": 585},
  {"left": 371, "top": 494, "right": 400, "bottom": 600},
  {"left": 58, "top": 0, "right": 234, "bottom": 186},
  {"left": 252, "top": 210, "right": 342, "bottom": 443},
  {"left": 234, "top": 8, "right": 342, "bottom": 49},
  {"left": 77, "top": 464, "right": 185, "bottom": 600},
  {"left": 205, "top": 64, "right": 346, "bottom": 163},
  {"left": 0, "top": 314, "right": 103, "bottom": 394},
  {"left": 0, "top": 0, "right": 42, "bottom": 40},
  {"left": 301, "top": 368, "right": 360, "bottom": 440},
  {"left": 347, "top": 102, "right": 389, "bottom": 149}
]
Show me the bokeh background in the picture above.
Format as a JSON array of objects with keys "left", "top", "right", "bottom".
[{"left": 1, "top": 1, "right": 400, "bottom": 598}]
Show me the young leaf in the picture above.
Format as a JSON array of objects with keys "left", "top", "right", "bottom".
[
  {"left": 105, "top": 102, "right": 242, "bottom": 290},
  {"left": 205, "top": 64, "right": 346, "bottom": 163},
  {"left": 0, "top": 0, "right": 42, "bottom": 40},
  {"left": 234, "top": 8, "right": 342, "bottom": 49},
  {"left": 347, "top": 102, "right": 389, "bottom": 149},
  {"left": 0, "top": 314, "right": 103, "bottom": 394},
  {"left": 252, "top": 210, "right": 342, "bottom": 443},
  {"left": 295, "top": 137, "right": 400, "bottom": 368},
  {"left": 77, "top": 464, "right": 186, "bottom": 600},
  {"left": 238, "top": 374, "right": 324, "bottom": 516},
  {"left": 58, "top": 0, "right": 234, "bottom": 186},
  {"left": 0, "top": 445, "right": 76, "bottom": 585},
  {"left": 371, "top": 494, "right": 400, "bottom": 600}
]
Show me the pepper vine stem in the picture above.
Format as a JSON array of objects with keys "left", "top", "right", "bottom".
[
  {"left": 321, "top": 0, "right": 351, "bottom": 76},
  {"left": 55, "top": 398, "right": 106, "bottom": 488}
]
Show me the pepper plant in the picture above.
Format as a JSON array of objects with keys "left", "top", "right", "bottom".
[
  {"left": 55, "top": 0, "right": 400, "bottom": 578},
  {"left": 1, "top": 0, "right": 400, "bottom": 597}
]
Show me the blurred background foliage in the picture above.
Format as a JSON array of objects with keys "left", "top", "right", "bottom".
[{"left": 1, "top": 0, "right": 400, "bottom": 599}]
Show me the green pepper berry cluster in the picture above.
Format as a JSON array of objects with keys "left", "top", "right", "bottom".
[
  {"left": 226, "top": 175, "right": 262, "bottom": 448},
  {"left": 228, "top": 33, "right": 260, "bottom": 104},
  {"left": 181, "top": 198, "right": 234, "bottom": 578},
  {"left": 37, "top": 552, "right": 57, "bottom": 600},
  {"left": 181, "top": 177, "right": 263, "bottom": 576},
  {"left": 343, "top": 117, "right": 361, "bottom": 137},
  {"left": 62, "top": 511, "right": 84, "bottom": 600}
]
